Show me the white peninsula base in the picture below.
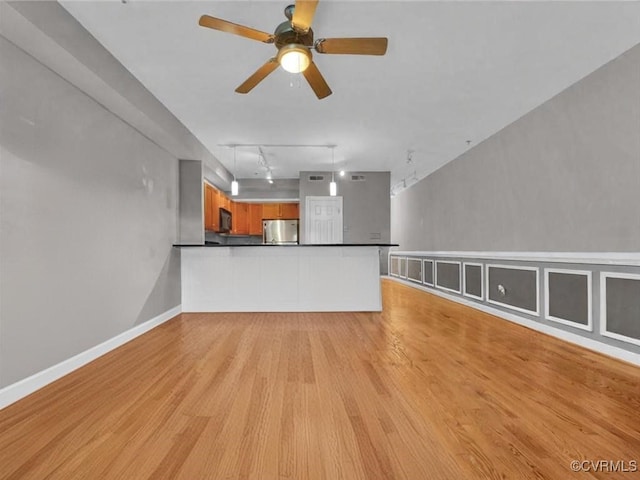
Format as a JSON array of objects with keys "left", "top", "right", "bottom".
[{"left": 180, "top": 246, "right": 383, "bottom": 312}]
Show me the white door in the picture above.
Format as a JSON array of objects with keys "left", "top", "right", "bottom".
[{"left": 305, "top": 196, "right": 343, "bottom": 244}]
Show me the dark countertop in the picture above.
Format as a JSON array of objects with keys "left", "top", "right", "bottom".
[{"left": 173, "top": 243, "right": 398, "bottom": 248}]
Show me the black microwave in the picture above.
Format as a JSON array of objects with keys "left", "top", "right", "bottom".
[{"left": 219, "top": 208, "right": 232, "bottom": 233}]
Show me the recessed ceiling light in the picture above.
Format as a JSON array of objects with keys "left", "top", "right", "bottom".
[
  {"left": 339, "top": 170, "right": 345, "bottom": 177},
  {"left": 268, "top": 179, "right": 274, "bottom": 184}
]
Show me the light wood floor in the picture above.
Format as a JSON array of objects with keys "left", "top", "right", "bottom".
[{"left": 1, "top": 279, "right": 639, "bottom": 479}]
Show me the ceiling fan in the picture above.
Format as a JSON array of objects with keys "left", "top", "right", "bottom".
[{"left": 198, "top": 0, "right": 388, "bottom": 99}]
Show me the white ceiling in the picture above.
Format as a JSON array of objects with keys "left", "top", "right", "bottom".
[{"left": 60, "top": 1, "right": 640, "bottom": 192}]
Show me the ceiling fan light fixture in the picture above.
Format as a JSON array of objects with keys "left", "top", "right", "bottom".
[
  {"left": 278, "top": 44, "right": 311, "bottom": 73},
  {"left": 199, "top": 2, "right": 388, "bottom": 98}
]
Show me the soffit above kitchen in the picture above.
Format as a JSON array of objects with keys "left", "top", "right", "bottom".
[{"left": 60, "top": 1, "right": 640, "bottom": 192}]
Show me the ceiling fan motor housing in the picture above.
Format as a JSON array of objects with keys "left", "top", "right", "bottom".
[{"left": 274, "top": 20, "right": 314, "bottom": 49}]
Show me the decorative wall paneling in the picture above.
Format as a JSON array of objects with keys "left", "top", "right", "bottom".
[
  {"left": 545, "top": 269, "right": 592, "bottom": 331},
  {"left": 435, "top": 261, "right": 462, "bottom": 294},
  {"left": 422, "top": 260, "right": 434, "bottom": 286},
  {"left": 407, "top": 258, "right": 423, "bottom": 283},
  {"left": 600, "top": 272, "right": 640, "bottom": 347},
  {"left": 388, "top": 252, "right": 640, "bottom": 363},
  {"left": 487, "top": 264, "right": 539, "bottom": 316},
  {"left": 463, "top": 263, "right": 483, "bottom": 300}
]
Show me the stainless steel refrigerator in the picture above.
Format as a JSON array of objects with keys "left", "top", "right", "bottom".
[{"left": 263, "top": 219, "right": 299, "bottom": 244}]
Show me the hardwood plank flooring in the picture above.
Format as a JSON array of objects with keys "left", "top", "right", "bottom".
[{"left": 1, "top": 279, "right": 639, "bottom": 479}]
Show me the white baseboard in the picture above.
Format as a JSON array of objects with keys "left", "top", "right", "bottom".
[
  {"left": 385, "top": 276, "right": 640, "bottom": 368},
  {"left": 0, "top": 305, "right": 182, "bottom": 411}
]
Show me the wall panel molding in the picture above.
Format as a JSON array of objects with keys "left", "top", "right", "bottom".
[
  {"left": 388, "top": 251, "right": 640, "bottom": 363},
  {"left": 386, "top": 275, "right": 640, "bottom": 368},
  {"left": 545, "top": 268, "right": 592, "bottom": 331},
  {"left": 463, "top": 262, "right": 484, "bottom": 301},
  {"left": 600, "top": 272, "right": 640, "bottom": 347},
  {"left": 486, "top": 264, "right": 540, "bottom": 316},
  {"left": 435, "top": 261, "right": 461, "bottom": 294},
  {"left": 423, "top": 259, "right": 434, "bottom": 286},
  {"left": 407, "top": 258, "right": 423, "bottom": 283}
]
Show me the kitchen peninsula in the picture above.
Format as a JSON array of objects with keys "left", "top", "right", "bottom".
[
  {"left": 176, "top": 161, "right": 393, "bottom": 312},
  {"left": 174, "top": 244, "right": 395, "bottom": 312}
]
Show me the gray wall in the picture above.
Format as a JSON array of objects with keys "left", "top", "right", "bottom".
[
  {"left": 2, "top": 1, "right": 233, "bottom": 188},
  {"left": 0, "top": 5, "right": 183, "bottom": 387},
  {"left": 179, "top": 160, "right": 205, "bottom": 245},
  {"left": 391, "top": 44, "right": 640, "bottom": 252},
  {"left": 225, "top": 178, "right": 300, "bottom": 201},
  {"left": 299, "top": 171, "right": 391, "bottom": 244}
]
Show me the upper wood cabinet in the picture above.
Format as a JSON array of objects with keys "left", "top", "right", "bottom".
[
  {"left": 280, "top": 203, "right": 299, "bottom": 219},
  {"left": 231, "top": 201, "right": 249, "bottom": 235},
  {"left": 261, "top": 203, "right": 279, "bottom": 219},
  {"left": 204, "top": 184, "right": 298, "bottom": 234},
  {"left": 204, "top": 183, "right": 212, "bottom": 231},
  {"left": 248, "top": 204, "right": 263, "bottom": 235},
  {"left": 204, "top": 183, "right": 219, "bottom": 231},
  {"left": 262, "top": 203, "right": 299, "bottom": 220},
  {"left": 220, "top": 194, "right": 231, "bottom": 212},
  {"left": 211, "top": 188, "right": 221, "bottom": 232},
  {"left": 204, "top": 183, "right": 224, "bottom": 232}
]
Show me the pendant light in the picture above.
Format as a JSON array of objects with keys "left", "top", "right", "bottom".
[
  {"left": 329, "top": 146, "right": 337, "bottom": 196},
  {"left": 231, "top": 146, "right": 239, "bottom": 196}
]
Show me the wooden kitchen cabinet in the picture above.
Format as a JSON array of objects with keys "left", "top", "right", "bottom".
[
  {"left": 205, "top": 187, "right": 298, "bottom": 235},
  {"left": 280, "top": 203, "right": 299, "bottom": 219},
  {"left": 204, "top": 183, "right": 218, "bottom": 231},
  {"left": 262, "top": 202, "right": 299, "bottom": 219},
  {"left": 220, "top": 194, "right": 231, "bottom": 212},
  {"left": 204, "top": 183, "right": 213, "bottom": 231},
  {"left": 262, "top": 203, "right": 280, "bottom": 219},
  {"left": 204, "top": 183, "right": 225, "bottom": 232},
  {"left": 211, "top": 187, "right": 221, "bottom": 231},
  {"left": 248, "top": 204, "right": 263, "bottom": 235},
  {"left": 231, "top": 201, "right": 249, "bottom": 235}
]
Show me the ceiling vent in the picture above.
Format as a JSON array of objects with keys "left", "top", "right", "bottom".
[
  {"left": 350, "top": 174, "right": 366, "bottom": 181},
  {"left": 308, "top": 175, "right": 325, "bottom": 181}
]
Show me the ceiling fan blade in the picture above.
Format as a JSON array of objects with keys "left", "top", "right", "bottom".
[
  {"left": 235, "top": 59, "right": 279, "bottom": 94},
  {"left": 291, "top": 0, "right": 319, "bottom": 33},
  {"left": 315, "top": 37, "right": 388, "bottom": 55},
  {"left": 199, "top": 15, "right": 274, "bottom": 43},
  {"left": 302, "top": 61, "right": 332, "bottom": 99}
]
